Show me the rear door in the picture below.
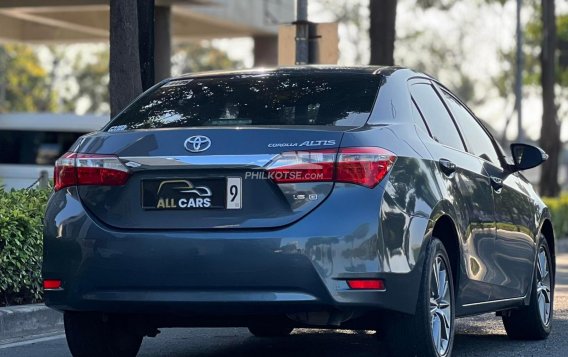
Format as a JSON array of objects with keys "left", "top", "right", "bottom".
[
  {"left": 409, "top": 79, "right": 496, "bottom": 305},
  {"left": 438, "top": 87, "right": 536, "bottom": 299}
]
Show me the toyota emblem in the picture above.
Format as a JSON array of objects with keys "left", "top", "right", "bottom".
[{"left": 184, "top": 135, "right": 211, "bottom": 153}]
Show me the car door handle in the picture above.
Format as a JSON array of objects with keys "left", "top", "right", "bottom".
[
  {"left": 439, "top": 158, "right": 456, "bottom": 176},
  {"left": 490, "top": 176, "right": 504, "bottom": 191}
]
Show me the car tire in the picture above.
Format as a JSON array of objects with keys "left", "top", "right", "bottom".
[
  {"left": 64, "top": 312, "right": 143, "bottom": 357},
  {"left": 502, "top": 237, "right": 553, "bottom": 340},
  {"left": 247, "top": 326, "right": 294, "bottom": 337},
  {"left": 383, "top": 237, "right": 455, "bottom": 357}
]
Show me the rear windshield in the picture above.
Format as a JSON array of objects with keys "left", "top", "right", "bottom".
[{"left": 105, "top": 73, "right": 382, "bottom": 131}]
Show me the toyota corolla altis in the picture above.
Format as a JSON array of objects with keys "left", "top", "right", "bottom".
[{"left": 43, "top": 67, "right": 555, "bottom": 357}]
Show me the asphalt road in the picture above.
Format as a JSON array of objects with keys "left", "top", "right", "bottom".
[{"left": 2, "top": 254, "right": 568, "bottom": 357}]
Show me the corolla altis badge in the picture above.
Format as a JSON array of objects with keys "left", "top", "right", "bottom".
[
  {"left": 184, "top": 135, "right": 211, "bottom": 152},
  {"left": 267, "top": 140, "right": 336, "bottom": 148}
]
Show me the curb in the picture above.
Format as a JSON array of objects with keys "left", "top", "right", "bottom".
[{"left": 0, "top": 304, "right": 63, "bottom": 342}]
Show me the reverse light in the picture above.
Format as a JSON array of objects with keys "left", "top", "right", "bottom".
[
  {"left": 266, "top": 147, "right": 396, "bottom": 188},
  {"left": 54, "top": 152, "right": 130, "bottom": 191},
  {"left": 347, "top": 279, "right": 385, "bottom": 290},
  {"left": 43, "top": 279, "right": 62, "bottom": 290}
]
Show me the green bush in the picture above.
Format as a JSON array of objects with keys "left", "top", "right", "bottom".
[
  {"left": 0, "top": 188, "right": 50, "bottom": 306},
  {"left": 542, "top": 194, "right": 568, "bottom": 240}
]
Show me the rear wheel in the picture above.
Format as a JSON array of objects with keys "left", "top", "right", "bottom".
[
  {"left": 502, "top": 238, "right": 553, "bottom": 340},
  {"left": 247, "top": 325, "right": 294, "bottom": 337},
  {"left": 64, "top": 312, "right": 143, "bottom": 357},
  {"left": 383, "top": 238, "right": 455, "bottom": 357}
]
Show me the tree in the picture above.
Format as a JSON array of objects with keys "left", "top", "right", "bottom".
[
  {"left": 539, "top": 0, "right": 560, "bottom": 196},
  {"left": 312, "top": 0, "right": 370, "bottom": 64},
  {"left": 171, "top": 42, "right": 243, "bottom": 75},
  {"left": 0, "top": 44, "right": 56, "bottom": 113},
  {"left": 109, "top": 0, "right": 143, "bottom": 117},
  {"left": 62, "top": 49, "right": 110, "bottom": 114},
  {"left": 369, "top": 0, "right": 397, "bottom": 65},
  {"left": 510, "top": 2, "right": 567, "bottom": 196}
]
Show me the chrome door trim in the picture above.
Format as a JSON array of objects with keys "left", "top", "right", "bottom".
[{"left": 461, "top": 296, "right": 525, "bottom": 307}]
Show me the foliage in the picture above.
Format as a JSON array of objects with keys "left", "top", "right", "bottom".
[
  {"left": 543, "top": 194, "right": 568, "bottom": 239},
  {"left": 60, "top": 47, "right": 110, "bottom": 114},
  {"left": 0, "top": 188, "right": 50, "bottom": 306},
  {"left": 171, "top": 41, "right": 243, "bottom": 75},
  {"left": 523, "top": 11, "right": 568, "bottom": 118},
  {"left": 312, "top": 0, "right": 370, "bottom": 64},
  {"left": 0, "top": 44, "right": 56, "bottom": 113},
  {"left": 494, "top": 3, "right": 568, "bottom": 126}
]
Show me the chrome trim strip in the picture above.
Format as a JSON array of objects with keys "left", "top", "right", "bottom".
[
  {"left": 120, "top": 155, "right": 278, "bottom": 168},
  {"left": 461, "top": 296, "right": 525, "bottom": 307}
]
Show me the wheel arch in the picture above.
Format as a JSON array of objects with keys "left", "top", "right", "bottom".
[
  {"left": 430, "top": 214, "right": 462, "bottom": 292},
  {"left": 540, "top": 218, "right": 556, "bottom": 271}
]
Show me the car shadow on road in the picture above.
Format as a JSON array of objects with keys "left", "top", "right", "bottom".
[
  {"left": 142, "top": 329, "right": 382, "bottom": 357},
  {"left": 453, "top": 312, "right": 568, "bottom": 356},
  {"left": 144, "top": 317, "right": 567, "bottom": 357}
]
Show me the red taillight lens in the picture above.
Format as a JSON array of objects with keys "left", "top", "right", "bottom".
[
  {"left": 54, "top": 152, "right": 78, "bottom": 191},
  {"left": 336, "top": 147, "right": 396, "bottom": 188},
  {"left": 43, "top": 279, "right": 62, "bottom": 290},
  {"left": 347, "top": 279, "right": 385, "bottom": 290},
  {"left": 266, "top": 147, "right": 396, "bottom": 188},
  {"left": 54, "top": 152, "right": 130, "bottom": 191}
]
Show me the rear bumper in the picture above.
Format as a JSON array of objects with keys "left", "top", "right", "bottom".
[{"left": 42, "top": 186, "right": 426, "bottom": 326}]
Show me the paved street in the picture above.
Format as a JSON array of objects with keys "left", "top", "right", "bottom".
[{"left": 2, "top": 254, "right": 568, "bottom": 356}]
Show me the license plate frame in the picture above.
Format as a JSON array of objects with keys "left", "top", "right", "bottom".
[{"left": 141, "top": 177, "right": 241, "bottom": 210}]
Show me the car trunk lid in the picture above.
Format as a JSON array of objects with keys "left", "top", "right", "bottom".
[{"left": 74, "top": 127, "right": 346, "bottom": 230}]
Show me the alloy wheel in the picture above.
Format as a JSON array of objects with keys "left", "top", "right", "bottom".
[
  {"left": 536, "top": 246, "right": 552, "bottom": 326},
  {"left": 430, "top": 255, "right": 451, "bottom": 356}
]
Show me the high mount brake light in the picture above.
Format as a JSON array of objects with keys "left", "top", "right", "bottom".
[
  {"left": 267, "top": 147, "right": 396, "bottom": 188},
  {"left": 54, "top": 152, "right": 130, "bottom": 191}
]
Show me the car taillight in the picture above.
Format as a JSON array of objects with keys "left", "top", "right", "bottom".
[
  {"left": 336, "top": 147, "right": 396, "bottom": 188},
  {"left": 266, "top": 147, "right": 396, "bottom": 188},
  {"left": 54, "top": 152, "right": 130, "bottom": 191}
]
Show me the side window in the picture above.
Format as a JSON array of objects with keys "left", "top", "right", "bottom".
[
  {"left": 410, "top": 98, "right": 431, "bottom": 135},
  {"left": 441, "top": 89, "right": 501, "bottom": 164},
  {"left": 409, "top": 83, "right": 465, "bottom": 151}
]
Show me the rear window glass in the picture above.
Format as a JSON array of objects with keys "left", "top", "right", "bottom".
[
  {"left": 0, "top": 130, "right": 84, "bottom": 165},
  {"left": 106, "top": 73, "right": 382, "bottom": 131}
]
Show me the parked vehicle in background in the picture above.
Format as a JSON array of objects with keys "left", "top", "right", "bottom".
[
  {"left": 0, "top": 113, "right": 108, "bottom": 190},
  {"left": 43, "top": 67, "right": 554, "bottom": 357}
]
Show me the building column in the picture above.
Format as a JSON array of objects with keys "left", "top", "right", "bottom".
[
  {"left": 154, "top": 5, "right": 171, "bottom": 82},
  {"left": 253, "top": 34, "right": 278, "bottom": 67}
]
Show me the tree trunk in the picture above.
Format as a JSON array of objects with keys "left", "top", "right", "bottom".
[
  {"left": 154, "top": 5, "right": 171, "bottom": 82},
  {"left": 539, "top": 0, "right": 560, "bottom": 197},
  {"left": 109, "top": 0, "right": 143, "bottom": 117},
  {"left": 369, "top": 0, "right": 397, "bottom": 65},
  {"left": 138, "top": 0, "right": 155, "bottom": 91}
]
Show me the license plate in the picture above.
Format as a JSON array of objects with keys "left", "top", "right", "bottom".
[{"left": 142, "top": 177, "right": 242, "bottom": 210}]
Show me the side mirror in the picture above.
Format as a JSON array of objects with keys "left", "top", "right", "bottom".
[{"left": 510, "top": 143, "right": 548, "bottom": 171}]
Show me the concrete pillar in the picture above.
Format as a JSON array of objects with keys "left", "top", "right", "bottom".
[
  {"left": 154, "top": 5, "right": 171, "bottom": 82},
  {"left": 253, "top": 35, "right": 278, "bottom": 67}
]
